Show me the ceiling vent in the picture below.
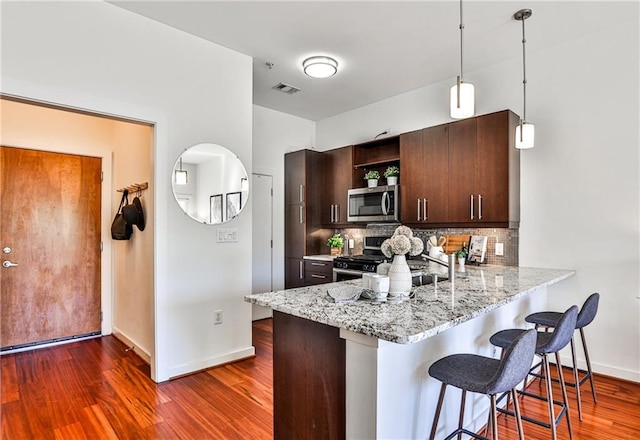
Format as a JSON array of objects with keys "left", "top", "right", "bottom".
[{"left": 272, "top": 82, "right": 301, "bottom": 95}]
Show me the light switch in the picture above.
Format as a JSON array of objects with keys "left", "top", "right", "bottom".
[
  {"left": 216, "top": 228, "right": 238, "bottom": 243},
  {"left": 495, "top": 243, "right": 504, "bottom": 256}
]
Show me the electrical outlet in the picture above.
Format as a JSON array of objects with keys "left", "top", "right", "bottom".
[
  {"left": 214, "top": 310, "right": 223, "bottom": 325},
  {"left": 495, "top": 243, "right": 504, "bottom": 256}
]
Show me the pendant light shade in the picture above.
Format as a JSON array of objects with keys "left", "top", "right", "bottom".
[
  {"left": 175, "top": 157, "right": 188, "bottom": 185},
  {"left": 450, "top": 80, "right": 475, "bottom": 119},
  {"left": 515, "top": 121, "right": 535, "bottom": 149},
  {"left": 450, "top": 0, "right": 474, "bottom": 119},
  {"left": 514, "top": 9, "right": 534, "bottom": 149}
]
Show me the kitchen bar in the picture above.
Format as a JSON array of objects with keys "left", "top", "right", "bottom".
[{"left": 245, "top": 265, "right": 575, "bottom": 439}]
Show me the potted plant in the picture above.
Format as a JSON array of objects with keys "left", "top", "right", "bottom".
[
  {"left": 455, "top": 246, "right": 468, "bottom": 266},
  {"left": 327, "top": 234, "right": 344, "bottom": 256},
  {"left": 384, "top": 166, "right": 399, "bottom": 186},
  {"left": 364, "top": 170, "right": 380, "bottom": 188}
]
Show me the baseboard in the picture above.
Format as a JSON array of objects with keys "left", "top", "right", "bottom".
[
  {"left": 111, "top": 327, "right": 152, "bottom": 365},
  {"left": 168, "top": 346, "right": 256, "bottom": 380},
  {"left": 559, "top": 354, "right": 640, "bottom": 383}
]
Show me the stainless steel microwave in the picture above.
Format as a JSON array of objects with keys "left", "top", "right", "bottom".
[{"left": 347, "top": 185, "right": 399, "bottom": 223}]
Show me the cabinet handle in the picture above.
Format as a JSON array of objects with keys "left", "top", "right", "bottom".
[
  {"left": 478, "top": 194, "right": 483, "bottom": 220},
  {"left": 470, "top": 195, "right": 475, "bottom": 220},
  {"left": 330, "top": 204, "right": 334, "bottom": 223},
  {"left": 417, "top": 198, "right": 421, "bottom": 221},
  {"left": 311, "top": 274, "right": 327, "bottom": 279},
  {"left": 299, "top": 184, "right": 304, "bottom": 203},
  {"left": 336, "top": 204, "right": 340, "bottom": 223},
  {"left": 334, "top": 204, "right": 337, "bottom": 222},
  {"left": 311, "top": 262, "right": 327, "bottom": 267},
  {"left": 299, "top": 205, "right": 304, "bottom": 224},
  {"left": 423, "top": 198, "right": 427, "bottom": 221},
  {"left": 299, "top": 261, "right": 304, "bottom": 279}
]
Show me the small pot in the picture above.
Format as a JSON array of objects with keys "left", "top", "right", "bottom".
[
  {"left": 367, "top": 179, "right": 379, "bottom": 188},
  {"left": 386, "top": 176, "right": 398, "bottom": 186}
]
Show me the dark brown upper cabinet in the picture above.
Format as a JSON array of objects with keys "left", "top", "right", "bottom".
[{"left": 322, "top": 146, "right": 354, "bottom": 227}]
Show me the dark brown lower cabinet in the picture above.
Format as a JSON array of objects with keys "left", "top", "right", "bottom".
[{"left": 273, "top": 311, "right": 346, "bottom": 440}]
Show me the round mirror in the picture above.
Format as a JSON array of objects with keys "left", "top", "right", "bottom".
[{"left": 172, "top": 143, "right": 249, "bottom": 224}]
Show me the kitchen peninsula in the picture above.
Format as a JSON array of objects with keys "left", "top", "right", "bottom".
[{"left": 245, "top": 265, "right": 574, "bottom": 439}]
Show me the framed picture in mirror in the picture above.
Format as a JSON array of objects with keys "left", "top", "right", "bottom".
[
  {"left": 226, "top": 192, "right": 241, "bottom": 221},
  {"left": 210, "top": 194, "right": 223, "bottom": 224}
]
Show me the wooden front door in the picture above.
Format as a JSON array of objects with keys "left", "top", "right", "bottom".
[{"left": 0, "top": 146, "right": 102, "bottom": 349}]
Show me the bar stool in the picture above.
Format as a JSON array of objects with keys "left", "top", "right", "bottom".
[
  {"left": 525, "top": 292, "right": 600, "bottom": 421},
  {"left": 428, "top": 329, "right": 537, "bottom": 440},
  {"left": 489, "top": 306, "right": 578, "bottom": 440}
]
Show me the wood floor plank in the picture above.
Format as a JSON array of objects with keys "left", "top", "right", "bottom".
[{"left": 2, "top": 318, "right": 638, "bottom": 439}]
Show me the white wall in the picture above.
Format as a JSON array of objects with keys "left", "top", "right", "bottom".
[
  {"left": 1, "top": 1, "right": 254, "bottom": 382},
  {"left": 316, "top": 8, "right": 640, "bottom": 381},
  {"left": 252, "top": 105, "right": 315, "bottom": 292}
]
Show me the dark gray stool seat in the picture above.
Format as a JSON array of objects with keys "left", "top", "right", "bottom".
[
  {"left": 428, "top": 329, "right": 537, "bottom": 440},
  {"left": 525, "top": 293, "right": 600, "bottom": 421},
  {"left": 490, "top": 306, "right": 578, "bottom": 440}
]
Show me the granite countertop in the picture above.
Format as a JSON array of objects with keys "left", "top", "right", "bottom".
[{"left": 244, "top": 266, "right": 575, "bottom": 345}]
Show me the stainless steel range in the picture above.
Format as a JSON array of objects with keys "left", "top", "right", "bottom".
[{"left": 332, "top": 236, "right": 389, "bottom": 281}]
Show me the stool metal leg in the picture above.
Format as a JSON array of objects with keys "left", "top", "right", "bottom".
[
  {"left": 429, "top": 383, "right": 447, "bottom": 440},
  {"left": 555, "top": 352, "right": 574, "bottom": 440},
  {"left": 490, "top": 394, "right": 499, "bottom": 440},
  {"left": 458, "top": 389, "right": 467, "bottom": 440},
  {"left": 580, "top": 328, "right": 597, "bottom": 402},
  {"left": 511, "top": 388, "right": 525, "bottom": 440},
  {"left": 569, "top": 336, "right": 583, "bottom": 421},
  {"left": 542, "top": 354, "right": 558, "bottom": 440}
]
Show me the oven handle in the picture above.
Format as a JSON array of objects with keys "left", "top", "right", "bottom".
[{"left": 332, "top": 268, "right": 367, "bottom": 277}]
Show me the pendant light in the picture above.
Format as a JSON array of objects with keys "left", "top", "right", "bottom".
[
  {"left": 450, "top": 0, "right": 474, "bottom": 119},
  {"left": 175, "top": 157, "right": 188, "bottom": 185},
  {"left": 514, "top": 9, "right": 535, "bottom": 149}
]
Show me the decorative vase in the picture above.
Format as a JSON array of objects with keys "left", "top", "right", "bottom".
[
  {"left": 367, "top": 179, "right": 379, "bottom": 188},
  {"left": 386, "top": 176, "right": 398, "bottom": 186},
  {"left": 458, "top": 257, "right": 466, "bottom": 267},
  {"left": 387, "top": 254, "right": 412, "bottom": 299}
]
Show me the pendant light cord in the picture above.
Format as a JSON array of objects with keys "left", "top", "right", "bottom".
[
  {"left": 459, "top": 0, "right": 464, "bottom": 82},
  {"left": 521, "top": 16, "right": 527, "bottom": 122}
]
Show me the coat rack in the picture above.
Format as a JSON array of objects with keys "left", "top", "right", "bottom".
[{"left": 117, "top": 182, "right": 148, "bottom": 193}]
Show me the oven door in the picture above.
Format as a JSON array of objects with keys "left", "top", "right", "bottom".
[{"left": 332, "top": 268, "right": 364, "bottom": 282}]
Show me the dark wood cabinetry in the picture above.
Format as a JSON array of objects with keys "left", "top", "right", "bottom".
[
  {"left": 400, "top": 110, "right": 519, "bottom": 228},
  {"left": 285, "top": 150, "right": 330, "bottom": 289},
  {"left": 400, "top": 125, "right": 449, "bottom": 224},
  {"left": 273, "top": 311, "right": 345, "bottom": 440},
  {"left": 322, "top": 146, "right": 353, "bottom": 226},
  {"left": 352, "top": 136, "right": 400, "bottom": 187},
  {"left": 303, "top": 259, "right": 333, "bottom": 285},
  {"left": 448, "top": 110, "right": 520, "bottom": 226}
]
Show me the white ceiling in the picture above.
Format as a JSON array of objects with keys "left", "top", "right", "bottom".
[{"left": 111, "top": 1, "right": 628, "bottom": 121}]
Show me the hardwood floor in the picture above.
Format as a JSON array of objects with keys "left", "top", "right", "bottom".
[
  {"left": 1, "top": 320, "right": 273, "bottom": 439},
  {"left": 2, "top": 318, "right": 639, "bottom": 439}
]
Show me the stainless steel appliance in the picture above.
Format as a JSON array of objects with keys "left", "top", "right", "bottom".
[
  {"left": 332, "top": 236, "right": 389, "bottom": 281},
  {"left": 347, "top": 185, "right": 399, "bottom": 223}
]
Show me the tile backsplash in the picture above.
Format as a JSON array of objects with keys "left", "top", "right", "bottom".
[{"left": 336, "top": 225, "right": 519, "bottom": 267}]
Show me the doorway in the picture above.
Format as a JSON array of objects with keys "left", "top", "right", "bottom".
[{"left": 251, "top": 173, "right": 273, "bottom": 320}]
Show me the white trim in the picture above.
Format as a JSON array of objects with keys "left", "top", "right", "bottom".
[
  {"left": 112, "top": 326, "right": 152, "bottom": 364},
  {"left": 167, "top": 346, "right": 256, "bottom": 379}
]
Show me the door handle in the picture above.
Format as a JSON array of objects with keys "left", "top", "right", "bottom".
[
  {"left": 2, "top": 260, "right": 18, "bottom": 268},
  {"left": 478, "top": 194, "right": 483, "bottom": 220},
  {"left": 417, "top": 198, "right": 421, "bottom": 221},
  {"left": 299, "top": 205, "right": 304, "bottom": 224},
  {"left": 470, "top": 195, "right": 475, "bottom": 220},
  {"left": 423, "top": 198, "right": 427, "bottom": 221}
]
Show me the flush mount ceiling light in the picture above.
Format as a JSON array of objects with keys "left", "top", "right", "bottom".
[
  {"left": 175, "top": 157, "right": 188, "bottom": 185},
  {"left": 302, "top": 56, "right": 338, "bottom": 78},
  {"left": 515, "top": 8, "right": 535, "bottom": 149},
  {"left": 450, "top": 0, "right": 475, "bottom": 119}
]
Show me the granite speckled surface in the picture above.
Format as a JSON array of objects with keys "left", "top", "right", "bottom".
[
  {"left": 303, "top": 254, "right": 335, "bottom": 262},
  {"left": 245, "top": 266, "right": 575, "bottom": 344}
]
